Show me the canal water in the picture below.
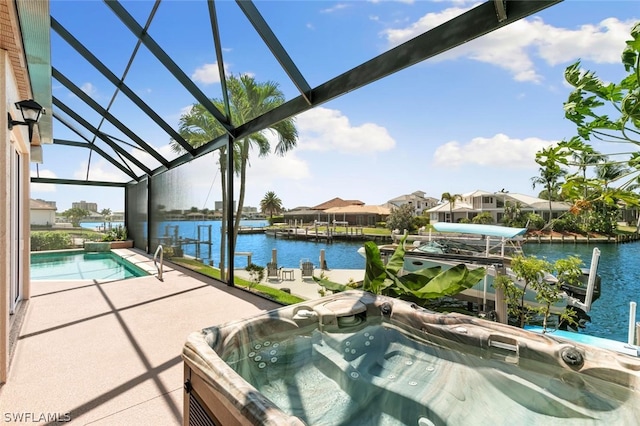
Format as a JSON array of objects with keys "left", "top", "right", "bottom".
[{"left": 153, "top": 220, "right": 638, "bottom": 343}]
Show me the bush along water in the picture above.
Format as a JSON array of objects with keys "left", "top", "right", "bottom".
[
  {"left": 493, "top": 254, "right": 583, "bottom": 332},
  {"left": 315, "top": 235, "right": 486, "bottom": 304},
  {"left": 102, "top": 225, "right": 128, "bottom": 242},
  {"left": 31, "top": 231, "right": 72, "bottom": 251}
]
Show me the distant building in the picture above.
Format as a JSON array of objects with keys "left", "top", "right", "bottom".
[
  {"left": 283, "top": 197, "right": 388, "bottom": 225},
  {"left": 311, "top": 197, "right": 364, "bottom": 210},
  {"left": 214, "top": 201, "right": 236, "bottom": 211},
  {"left": 30, "top": 199, "right": 57, "bottom": 226},
  {"left": 427, "top": 189, "right": 571, "bottom": 224},
  {"left": 34, "top": 198, "right": 56, "bottom": 209},
  {"left": 386, "top": 191, "right": 439, "bottom": 216},
  {"left": 323, "top": 205, "right": 391, "bottom": 226},
  {"left": 72, "top": 200, "right": 98, "bottom": 212}
]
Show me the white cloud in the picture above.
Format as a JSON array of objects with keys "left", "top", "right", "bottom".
[
  {"left": 80, "top": 82, "right": 97, "bottom": 97},
  {"left": 73, "top": 159, "right": 130, "bottom": 182},
  {"left": 192, "top": 63, "right": 224, "bottom": 85},
  {"left": 432, "top": 133, "right": 555, "bottom": 168},
  {"left": 247, "top": 150, "right": 310, "bottom": 181},
  {"left": 321, "top": 3, "right": 350, "bottom": 13},
  {"left": 536, "top": 18, "right": 633, "bottom": 66},
  {"left": 382, "top": 8, "right": 635, "bottom": 83},
  {"left": 30, "top": 169, "right": 57, "bottom": 193},
  {"left": 296, "top": 107, "right": 396, "bottom": 154}
]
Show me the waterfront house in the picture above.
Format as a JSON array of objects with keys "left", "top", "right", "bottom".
[
  {"left": 323, "top": 204, "right": 391, "bottom": 227},
  {"left": 427, "top": 189, "right": 571, "bottom": 224},
  {"left": 386, "top": 190, "right": 439, "bottom": 216},
  {"left": 29, "top": 198, "right": 57, "bottom": 227},
  {"left": 283, "top": 198, "right": 365, "bottom": 224}
]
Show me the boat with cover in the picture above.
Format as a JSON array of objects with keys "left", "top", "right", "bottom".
[{"left": 371, "top": 223, "right": 601, "bottom": 320}]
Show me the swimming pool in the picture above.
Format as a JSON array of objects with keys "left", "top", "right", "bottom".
[{"left": 31, "top": 250, "right": 149, "bottom": 281}]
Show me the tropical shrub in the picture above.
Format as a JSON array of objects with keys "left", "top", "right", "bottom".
[
  {"left": 551, "top": 215, "right": 581, "bottom": 233},
  {"left": 525, "top": 213, "right": 545, "bottom": 230},
  {"left": 245, "top": 263, "right": 265, "bottom": 288},
  {"left": 493, "top": 255, "right": 581, "bottom": 332},
  {"left": 102, "top": 225, "right": 128, "bottom": 241},
  {"left": 412, "top": 215, "right": 430, "bottom": 229},
  {"left": 315, "top": 235, "right": 486, "bottom": 304},
  {"left": 31, "top": 231, "right": 72, "bottom": 251},
  {"left": 386, "top": 204, "right": 415, "bottom": 233},
  {"left": 472, "top": 212, "right": 493, "bottom": 224}
]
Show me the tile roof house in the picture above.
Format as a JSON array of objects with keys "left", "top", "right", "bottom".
[
  {"left": 283, "top": 198, "right": 388, "bottom": 226},
  {"left": 311, "top": 197, "right": 364, "bottom": 210},
  {"left": 426, "top": 190, "right": 571, "bottom": 224}
]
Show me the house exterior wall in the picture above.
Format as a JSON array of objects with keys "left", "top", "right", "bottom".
[
  {"left": 30, "top": 209, "right": 55, "bottom": 226},
  {"left": 2, "top": 49, "right": 32, "bottom": 383},
  {"left": 389, "top": 192, "right": 438, "bottom": 216},
  {"left": 429, "top": 192, "right": 570, "bottom": 224}
]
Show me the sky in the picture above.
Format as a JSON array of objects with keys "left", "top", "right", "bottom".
[{"left": 31, "top": 0, "right": 640, "bottom": 213}]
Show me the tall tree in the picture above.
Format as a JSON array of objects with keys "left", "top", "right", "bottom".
[
  {"left": 226, "top": 76, "right": 297, "bottom": 252},
  {"left": 440, "top": 192, "right": 462, "bottom": 223},
  {"left": 172, "top": 74, "right": 297, "bottom": 278},
  {"left": 562, "top": 22, "right": 640, "bottom": 224},
  {"left": 100, "top": 208, "right": 112, "bottom": 231},
  {"left": 62, "top": 208, "right": 90, "bottom": 228},
  {"left": 260, "top": 191, "right": 283, "bottom": 221},
  {"left": 567, "top": 139, "right": 603, "bottom": 200},
  {"left": 531, "top": 145, "right": 569, "bottom": 224}
]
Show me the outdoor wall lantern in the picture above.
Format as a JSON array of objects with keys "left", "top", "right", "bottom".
[{"left": 7, "top": 99, "right": 44, "bottom": 143}]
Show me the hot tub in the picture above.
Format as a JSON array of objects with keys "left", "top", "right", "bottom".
[{"left": 182, "top": 291, "right": 640, "bottom": 425}]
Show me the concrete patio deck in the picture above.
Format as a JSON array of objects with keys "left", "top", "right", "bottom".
[{"left": 0, "top": 250, "right": 281, "bottom": 425}]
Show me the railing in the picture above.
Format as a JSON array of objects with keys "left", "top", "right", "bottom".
[{"left": 154, "top": 245, "right": 164, "bottom": 281}]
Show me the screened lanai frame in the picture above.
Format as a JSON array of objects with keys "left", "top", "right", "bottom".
[{"left": 21, "top": 0, "right": 562, "bottom": 284}]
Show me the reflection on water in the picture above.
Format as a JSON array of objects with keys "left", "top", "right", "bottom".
[{"left": 155, "top": 220, "right": 366, "bottom": 270}]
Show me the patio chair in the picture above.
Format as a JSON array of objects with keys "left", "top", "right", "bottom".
[
  {"left": 300, "top": 261, "right": 315, "bottom": 280},
  {"left": 266, "top": 262, "right": 281, "bottom": 281}
]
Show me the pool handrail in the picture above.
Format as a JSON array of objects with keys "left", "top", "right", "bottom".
[{"left": 154, "top": 245, "right": 164, "bottom": 281}]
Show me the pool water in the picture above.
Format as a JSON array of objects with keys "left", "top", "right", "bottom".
[{"left": 31, "top": 250, "right": 149, "bottom": 281}]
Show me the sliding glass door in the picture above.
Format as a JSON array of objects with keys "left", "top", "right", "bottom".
[{"left": 9, "top": 150, "right": 22, "bottom": 314}]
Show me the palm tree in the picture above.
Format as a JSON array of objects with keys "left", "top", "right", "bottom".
[
  {"left": 171, "top": 74, "right": 297, "bottom": 278},
  {"left": 100, "top": 208, "right": 112, "bottom": 231},
  {"left": 569, "top": 142, "right": 603, "bottom": 200},
  {"left": 595, "top": 159, "right": 630, "bottom": 190},
  {"left": 260, "top": 191, "right": 283, "bottom": 221},
  {"left": 440, "top": 192, "right": 462, "bottom": 223},
  {"left": 532, "top": 145, "right": 568, "bottom": 224},
  {"left": 227, "top": 76, "right": 297, "bottom": 252}
]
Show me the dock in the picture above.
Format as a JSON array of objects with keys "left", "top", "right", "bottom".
[{"left": 265, "top": 226, "right": 391, "bottom": 243}]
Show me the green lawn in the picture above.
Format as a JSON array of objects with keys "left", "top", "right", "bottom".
[{"left": 169, "top": 257, "right": 305, "bottom": 305}]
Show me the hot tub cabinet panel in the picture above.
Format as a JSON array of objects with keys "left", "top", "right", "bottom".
[{"left": 182, "top": 291, "right": 640, "bottom": 425}]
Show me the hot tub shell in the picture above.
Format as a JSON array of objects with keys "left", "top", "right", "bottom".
[{"left": 182, "top": 290, "right": 640, "bottom": 425}]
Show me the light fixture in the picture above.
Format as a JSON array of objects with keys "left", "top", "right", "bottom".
[{"left": 8, "top": 99, "right": 44, "bottom": 143}]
